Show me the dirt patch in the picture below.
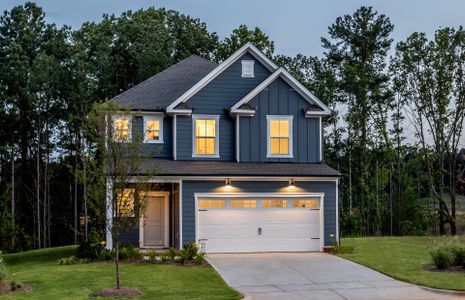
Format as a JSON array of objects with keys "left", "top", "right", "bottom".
[
  {"left": 90, "top": 287, "right": 143, "bottom": 297},
  {"left": 0, "top": 282, "right": 33, "bottom": 294},
  {"left": 424, "top": 264, "right": 465, "bottom": 273}
]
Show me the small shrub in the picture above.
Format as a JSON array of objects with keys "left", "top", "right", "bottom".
[
  {"left": 449, "top": 244, "right": 465, "bottom": 266},
  {"left": 126, "top": 246, "right": 143, "bottom": 261},
  {"left": 194, "top": 253, "right": 205, "bottom": 266},
  {"left": 182, "top": 242, "right": 198, "bottom": 261},
  {"left": 148, "top": 251, "right": 158, "bottom": 263},
  {"left": 118, "top": 247, "right": 129, "bottom": 260},
  {"left": 167, "top": 248, "right": 179, "bottom": 261},
  {"left": 98, "top": 249, "right": 113, "bottom": 261},
  {"left": 76, "top": 241, "right": 97, "bottom": 259},
  {"left": 58, "top": 256, "right": 78, "bottom": 265},
  {"left": 330, "top": 241, "right": 354, "bottom": 254},
  {"left": 430, "top": 246, "right": 454, "bottom": 269},
  {"left": 179, "top": 251, "right": 190, "bottom": 265},
  {"left": 160, "top": 254, "right": 169, "bottom": 263}
]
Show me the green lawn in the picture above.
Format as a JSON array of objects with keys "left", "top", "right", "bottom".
[
  {"left": 0, "top": 246, "right": 241, "bottom": 300},
  {"left": 339, "top": 236, "right": 465, "bottom": 291}
]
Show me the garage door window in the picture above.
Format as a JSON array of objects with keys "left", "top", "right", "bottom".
[
  {"left": 262, "top": 199, "right": 287, "bottom": 208},
  {"left": 199, "top": 199, "right": 226, "bottom": 209},
  {"left": 292, "top": 199, "right": 319, "bottom": 209},
  {"left": 230, "top": 199, "right": 257, "bottom": 208}
]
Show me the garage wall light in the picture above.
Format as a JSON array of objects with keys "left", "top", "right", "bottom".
[
  {"left": 289, "top": 179, "right": 296, "bottom": 190},
  {"left": 225, "top": 178, "right": 232, "bottom": 190}
]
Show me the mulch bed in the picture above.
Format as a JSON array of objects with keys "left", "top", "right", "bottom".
[
  {"left": 424, "top": 264, "right": 465, "bottom": 273},
  {"left": 90, "top": 287, "right": 143, "bottom": 297},
  {"left": 0, "top": 282, "right": 32, "bottom": 294}
]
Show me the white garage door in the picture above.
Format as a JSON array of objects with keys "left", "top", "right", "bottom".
[{"left": 197, "top": 197, "right": 322, "bottom": 253}]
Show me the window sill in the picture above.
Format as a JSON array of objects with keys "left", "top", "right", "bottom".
[
  {"left": 266, "top": 154, "right": 294, "bottom": 159},
  {"left": 144, "top": 140, "right": 164, "bottom": 144},
  {"left": 192, "top": 154, "right": 220, "bottom": 158}
]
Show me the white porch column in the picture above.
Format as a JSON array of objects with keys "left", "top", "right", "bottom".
[{"left": 105, "top": 178, "right": 113, "bottom": 249}]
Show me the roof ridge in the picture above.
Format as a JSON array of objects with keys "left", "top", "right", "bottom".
[{"left": 189, "top": 54, "right": 218, "bottom": 66}]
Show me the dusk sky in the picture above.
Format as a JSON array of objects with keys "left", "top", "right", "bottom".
[{"left": 2, "top": 0, "right": 465, "bottom": 57}]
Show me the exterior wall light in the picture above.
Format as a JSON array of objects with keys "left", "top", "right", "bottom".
[
  {"left": 289, "top": 179, "right": 296, "bottom": 190},
  {"left": 225, "top": 178, "right": 232, "bottom": 190}
]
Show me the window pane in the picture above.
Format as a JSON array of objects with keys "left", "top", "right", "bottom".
[
  {"left": 147, "top": 131, "right": 160, "bottom": 140},
  {"left": 270, "top": 138, "right": 280, "bottom": 154},
  {"left": 231, "top": 200, "right": 257, "bottom": 208},
  {"left": 196, "top": 120, "right": 204, "bottom": 136},
  {"left": 205, "top": 120, "right": 216, "bottom": 136},
  {"left": 117, "top": 188, "right": 135, "bottom": 217},
  {"left": 270, "top": 120, "right": 280, "bottom": 137},
  {"left": 280, "top": 120, "right": 289, "bottom": 137},
  {"left": 204, "top": 138, "right": 215, "bottom": 154},
  {"left": 115, "top": 119, "right": 129, "bottom": 141},
  {"left": 196, "top": 138, "right": 206, "bottom": 154},
  {"left": 199, "top": 199, "right": 226, "bottom": 209},
  {"left": 195, "top": 119, "right": 217, "bottom": 155},
  {"left": 279, "top": 138, "right": 289, "bottom": 154},
  {"left": 292, "top": 199, "right": 319, "bottom": 208},
  {"left": 262, "top": 199, "right": 287, "bottom": 208},
  {"left": 147, "top": 120, "right": 160, "bottom": 131}
]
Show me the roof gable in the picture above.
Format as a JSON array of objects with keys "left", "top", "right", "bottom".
[
  {"left": 166, "top": 42, "right": 278, "bottom": 114},
  {"left": 230, "top": 68, "right": 331, "bottom": 116},
  {"left": 113, "top": 55, "right": 217, "bottom": 111}
]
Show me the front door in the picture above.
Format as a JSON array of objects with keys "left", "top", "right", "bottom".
[{"left": 143, "top": 196, "right": 166, "bottom": 247}]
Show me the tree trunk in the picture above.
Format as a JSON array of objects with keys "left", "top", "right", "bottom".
[
  {"left": 36, "top": 128, "right": 41, "bottom": 249},
  {"left": 389, "top": 162, "right": 393, "bottom": 236},
  {"left": 11, "top": 141, "right": 15, "bottom": 249},
  {"left": 83, "top": 133, "right": 88, "bottom": 241},
  {"left": 115, "top": 242, "right": 120, "bottom": 289},
  {"left": 74, "top": 133, "right": 79, "bottom": 245}
]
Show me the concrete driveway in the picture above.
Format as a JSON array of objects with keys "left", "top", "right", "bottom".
[{"left": 207, "top": 253, "right": 463, "bottom": 300}]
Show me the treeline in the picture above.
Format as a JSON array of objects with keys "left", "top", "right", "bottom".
[{"left": 0, "top": 3, "right": 464, "bottom": 252}]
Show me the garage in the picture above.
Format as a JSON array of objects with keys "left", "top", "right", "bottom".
[{"left": 196, "top": 194, "right": 323, "bottom": 253}]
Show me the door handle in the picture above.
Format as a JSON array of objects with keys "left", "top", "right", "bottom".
[{"left": 258, "top": 227, "right": 262, "bottom": 235}]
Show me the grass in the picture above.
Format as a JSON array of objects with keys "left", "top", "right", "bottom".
[
  {"left": 339, "top": 236, "right": 465, "bottom": 291},
  {"left": 0, "top": 246, "right": 241, "bottom": 300}
]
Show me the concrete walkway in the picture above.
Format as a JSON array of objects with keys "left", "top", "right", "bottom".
[{"left": 207, "top": 253, "right": 464, "bottom": 300}]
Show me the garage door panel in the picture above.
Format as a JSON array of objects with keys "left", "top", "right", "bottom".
[
  {"left": 261, "top": 224, "right": 319, "bottom": 238},
  {"left": 199, "top": 225, "right": 261, "bottom": 239},
  {"left": 203, "top": 238, "right": 320, "bottom": 253}
]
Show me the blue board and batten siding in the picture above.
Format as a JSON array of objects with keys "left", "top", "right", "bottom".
[
  {"left": 176, "top": 52, "right": 271, "bottom": 161},
  {"left": 132, "top": 116, "right": 172, "bottom": 158},
  {"left": 240, "top": 77, "right": 321, "bottom": 163},
  {"left": 181, "top": 180, "right": 337, "bottom": 247}
]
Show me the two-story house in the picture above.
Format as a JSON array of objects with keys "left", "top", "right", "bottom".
[{"left": 106, "top": 43, "right": 340, "bottom": 253}]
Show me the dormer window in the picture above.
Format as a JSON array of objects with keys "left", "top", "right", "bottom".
[
  {"left": 241, "top": 60, "right": 255, "bottom": 78},
  {"left": 144, "top": 115, "right": 164, "bottom": 143},
  {"left": 113, "top": 116, "right": 131, "bottom": 142},
  {"left": 192, "top": 115, "right": 220, "bottom": 158},
  {"left": 266, "top": 115, "right": 293, "bottom": 158}
]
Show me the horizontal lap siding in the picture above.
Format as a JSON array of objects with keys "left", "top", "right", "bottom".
[
  {"left": 133, "top": 116, "right": 172, "bottom": 158},
  {"left": 176, "top": 52, "right": 271, "bottom": 161},
  {"left": 182, "top": 180, "right": 337, "bottom": 247},
  {"left": 239, "top": 77, "right": 321, "bottom": 163}
]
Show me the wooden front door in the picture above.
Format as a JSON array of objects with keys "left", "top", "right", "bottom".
[{"left": 143, "top": 196, "right": 166, "bottom": 247}]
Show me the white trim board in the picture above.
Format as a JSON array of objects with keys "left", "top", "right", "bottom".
[
  {"left": 126, "top": 176, "right": 340, "bottom": 183},
  {"left": 191, "top": 114, "right": 220, "bottom": 158},
  {"left": 167, "top": 43, "right": 278, "bottom": 114},
  {"left": 230, "top": 68, "right": 331, "bottom": 116},
  {"left": 194, "top": 192, "right": 325, "bottom": 252}
]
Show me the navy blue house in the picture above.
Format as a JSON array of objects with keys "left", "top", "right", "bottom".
[{"left": 107, "top": 43, "right": 340, "bottom": 253}]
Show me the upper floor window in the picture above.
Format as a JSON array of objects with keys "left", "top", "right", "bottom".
[
  {"left": 266, "top": 115, "right": 293, "bottom": 158},
  {"left": 113, "top": 116, "right": 131, "bottom": 142},
  {"left": 192, "top": 115, "right": 220, "bottom": 157},
  {"left": 241, "top": 60, "right": 255, "bottom": 78},
  {"left": 143, "top": 115, "right": 163, "bottom": 143}
]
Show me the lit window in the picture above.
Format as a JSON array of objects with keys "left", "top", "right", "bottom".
[
  {"left": 292, "top": 199, "right": 319, "bottom": 209},
  {"left": 113, "top": 117, "right": 131, "bottom": 142},
  {"left": 199, "top": 199, "right": 226, "bottom": 209},
  {"left": 241, "top": 60, "right": 255, "bottom": 78},
  {"left": 267, "top": 116, "right": 293, "bottom": 158},
  {"left": 193, "top": 115, "right": 219, "bottom": 157},
  {"left": 117, "top": 188, "right": 135, "bottom": 217},
  {"left": 231, "top": 200, "right": 257, "bottom": 208},
  {"left": 262, "top": 199, "right": 287, "bottom": 208},
  {"left": 144, "top": 116, "right": 163, "bottom": 143}
]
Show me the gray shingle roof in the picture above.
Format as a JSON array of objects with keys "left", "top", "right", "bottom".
[
  {"left": 113, "top": 55, "right": 218, "bottom": 111},
  {"left": 135, "top": 158, "right": 341, "bottom": 177}
]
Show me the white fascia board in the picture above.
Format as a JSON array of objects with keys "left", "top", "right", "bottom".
[
  {"left": 166, "top": 42, "right": 278, "bottom": 114},
  {"left": 231, "top": 68, "right": 332, "bottom": 116},
  {"left": 166, "top": 109, "right": 192, "bottom": 116},
  {"left": 230, "top": 109, "right": 256, "bottom": 117}
]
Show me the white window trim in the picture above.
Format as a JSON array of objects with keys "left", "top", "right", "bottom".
[
  {"left": 241, "top": 60, "right": 255, "bottom": 78},
  {"left": 192, "top": 114, "right": 220, "bottom": 158},
  {"left": 266, "top": 115, "right": 294, "bottom": 158},
  {"left": 143, "top": 115, "right": 164, "bottom": 144},
  {"left": 112, "top": 115, "right": 132, "bottom": 143}
]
